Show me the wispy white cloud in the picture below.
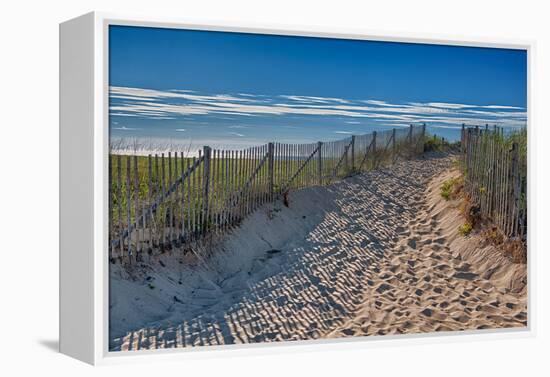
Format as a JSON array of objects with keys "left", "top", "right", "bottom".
[
  {"left": 477, "top": 105, "right": 523, "bottom": 110},
  {"left": 281, "top": 95, "right": 351, "bottom": 104},
  {"left": 411, "top": 102, "right": 474, "bottom": 110},
  {"left": 109, "top": 86, "right": 526, "bottom": 128},
  {"left": 363, "top": 100, "right": 405, "bottom": 108},
  {"left": 110, "top": 86, "right": 256, "bottom": 103},
  {"left": 113, "top": 126, "right": 139, "bottom": 131}
]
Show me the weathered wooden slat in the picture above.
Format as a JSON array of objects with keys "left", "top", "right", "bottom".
[
  {"left": 510, "top": 142, "right": 520, "bottom": 237},
  {"left": 212, "top": 149, "right": 218, "bottom": 231},
  {"left": 202, "top": 146, "right": 211, "bottom": 233},
  {"left": 317, "top": 141, "right": 323, "bottom": 185},
  {"left": 116, "top": 155, "right": 123, "bottom": 259},
  {"left": 109, "top": 155, "right": 113, "bottom": 260},
  {"left": 154, "top": 154, "right": 159, "bottom": 247},
  {"left": 160, "top": 153, "right": 166, "bottom": 248},
  {"left": 197, "top": 149, "right": 202, "bottom": 237},
  {"left": 126, "top": 156, "right": 132, "bottom": 261},
  {"left": 391, "top": 129, "right": 396, "bottom": 163},
  {"left": 180, "top": 152, "right": 185, "bottom": 242},
  {"left": 408, "top": 124, "right": 413, "bottom": 157},
  {"left": 147, "top": 155, "right": 153, "bottom": 253},
  {"left": 186, "top": 157, "right": 192, "bottom": 239},
  {"left": 223, "top": 150, "right": 229, "bottom": 231},
  {"left": 167, "top": 152, "right": 174, "bottom": 248},
  {"left": 133, "top": 155, "right": 141, "bottom": 257},
  {"left": 192, "top": 155, "right": 197, "bottom": 238}
]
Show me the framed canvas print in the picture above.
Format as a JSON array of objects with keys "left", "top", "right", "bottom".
[{"left": 59, "top": 12, "right": 531, "bottom": 365}]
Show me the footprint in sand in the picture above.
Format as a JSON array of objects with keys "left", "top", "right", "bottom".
[
  {"left": 375, "top": 283, "right": 393, "bottom": 294},
  {"left": 407, "top": 239, "right": 417, "bottom": 249},
  {"left": 433, "top": 237, "right": 447, "bottom": 245}
]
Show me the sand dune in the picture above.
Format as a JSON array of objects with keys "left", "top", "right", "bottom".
[{"left": 109, "top": 153, "right": 526, "bottom": 351}]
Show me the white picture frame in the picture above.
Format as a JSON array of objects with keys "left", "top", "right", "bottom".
[{"left": 59, "top": 11, "right": 534, "bottom": 365}]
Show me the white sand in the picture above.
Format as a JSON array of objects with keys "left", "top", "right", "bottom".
[{"left": 109, "top": 153, "right": 527, "bottom": 351}]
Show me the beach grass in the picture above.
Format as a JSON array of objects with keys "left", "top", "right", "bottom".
[{"left": 108, "top": 138, "right": 412, "bottom": 232}]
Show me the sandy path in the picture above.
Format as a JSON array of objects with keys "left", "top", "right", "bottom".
[
  {"left": 110, "top": 153, "right": 526, "bottom": 351},
  {"left": 328, "top": 169, "right": 527, "bottom": 338}
]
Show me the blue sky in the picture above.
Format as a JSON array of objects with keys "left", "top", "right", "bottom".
[{"left": 109, "top": 25, "right": 527, "bottom": 150}]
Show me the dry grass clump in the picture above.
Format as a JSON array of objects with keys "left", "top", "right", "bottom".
[
  {"left": 502, "top": 239, "right": 527, "bottom": 264},
  {"left": 455, "top": 191, "right": 481, "bottom": 238},
  {"left": 482, "top": 226, "right": 505, "bottom": 245},
  {"left": 481, "top": 225, "right": 526, "bottom": 264},
  {"left": 459, "top": 198, "right": 481, "bottom": 229}
]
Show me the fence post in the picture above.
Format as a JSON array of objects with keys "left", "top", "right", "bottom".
[
  {"left": 317, "top": 141, "right": 323, "bottom": 185},
  {"left": 147, "top": 154, "right": 153, "bottom": 253},
  {"left": 160, "top": 153, "right": 166, "bottom": 248},
  {"left": 460, "top": 123, "right": 466, "bottom": 159},
  {"left": 108, "top": 155, "right": 113, "bottom": 261},
  {"left": 421, "top": 123, "right": 426, "bottom": 154},
  {"left": 167, "top": 152, "right": 173, "bottom": 247},
  {"left": 126, "top": 156, "right": 132, "bottom": 262},
  {"left": 488, "top": 131, "right": 498, "bottom": 219},
  {"left": 202, "top": 146, "right": 211, "bottom": 232},
  {"left": 464, "top": 128, "right": 470, "bottom": 192},
  {"left": 133, "top": 155, "right": 140, "bottom": 257},
  {"left": 268, "top": 142, "right": 274, "bottom": 202},
  {"left": 391, "top": 128, "right": 396, "bottom": 162},
  {"left": 344, "top": 145, "right": 349, "bottom": 173},
  {"left": 510, "top": 142, "right": 520, "bottom": 237},
  {"left": 408, "top": 124, "right": 413, "bottom": 157},
  {"left": 350, "top": 135, "right": 355, "bottom": 171},
  {"left": 372, "top": 131, "right": 377, "bottom": 168},
  {"left": 117, "top": 155, "right": 123, "bottom": 259}
]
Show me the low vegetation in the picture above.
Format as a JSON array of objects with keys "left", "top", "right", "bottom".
[
  {"left": 423, "top": 134, "right": 460, "bottom": 153},
  {"left": 458, "top": 222, "right": 473, "bottom": 236},
  {"left": 440, "top": 176, "right": 463, "bottom": 201},
  {"left": 459, "top": 126, "right": 527, "bottom": 259},
  {"left": 482, "top": 226, "right": 527, "bottom": 264}
]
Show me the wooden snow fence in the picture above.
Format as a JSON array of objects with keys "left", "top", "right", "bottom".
[
  {"left": 109, "top": 124, "right": 426, "bottom": 264},
  {"left": 461, "top": 125, "right": 527, "bottom": 241}
]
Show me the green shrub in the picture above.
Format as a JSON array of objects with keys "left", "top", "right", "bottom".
[
  {"left": 458, "top": 222, "right": 473, "bottom": 236},
  {"left": 423, "top": 133, "right": 460, "bottom": 152},
  {"left": 440, "top": 177, "right": 461, "bottom": 200}
]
